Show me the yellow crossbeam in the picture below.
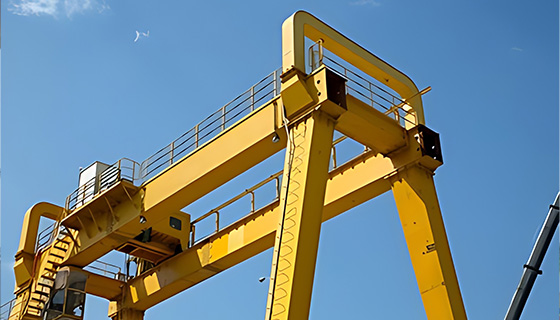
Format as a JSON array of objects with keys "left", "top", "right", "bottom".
[
  {"left": 336, "top": 95, "right": 406, "bottom": 154},
  {"left": 118, "top": 151, "right": 395, "bottom": 311},
  {"left": 62, "top": 99, "right": 287, "bottom": 267}
]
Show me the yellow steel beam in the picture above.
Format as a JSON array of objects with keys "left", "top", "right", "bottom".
[
  {"left": 14, "top": 202, "right": 64, "bottom": 290},
  {"left": 83, "top": 271, "right": 125, "bottom": 300},
  {"left": 281, "top": 10, "right": 424, "bottom": 126},
  {"left": 391, "top": 165, "right": 467, "bottom": 319},
  {"left": 115, "top": 125, "right": 460, "bottom": 317},
  {"left": 10, "top": 11, "right": 466, "bottom": 320},
  {"left": 60, "top": 84, "right": 406, "bottom": 268},
  {"left": 62, "top": 99, "right": 287, "bottom": 267},
  {"left": 265, "top": 110, "right": 335, "bottom": 320},
  {"left": 118, "top": 150, "right": 395, "bottom": 311},
  {"left": 335, "top": 95, "right": 406, "bottom": 155},
  {"left": 141, "top": 99, "right": 285, "bottom": 217}
]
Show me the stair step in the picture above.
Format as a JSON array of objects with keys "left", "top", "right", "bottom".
[
  {"left": 30, "top": 296, "right": 46, "bottom": 303},
  {"left": 27, "top": 304, "right": 43, "bottom": 310},
  {"left": 47, "top": 259, "right": 60, "bottom": 266},
  {"left": 56, "top": 239, "right": 71, "bottom": 245},
  {"left": 33, "top": 291, "right": 49, "bottom": 297},
  {"left": 49, "top": 253, "right": 65, "bottom": 259},
  {"left": 41, "top": 275, "right": 55, "bottom": 281},
  {"left": 37, "top": 281, "right": 53, "bottom": 288},
  {"left": 53, "top": 245, "right": 68, "bottom": 251},
  {"left": 44, "top": 268, "right": 57, "bottom": 273}
]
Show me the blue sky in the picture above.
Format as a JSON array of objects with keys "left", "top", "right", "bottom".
[{"left": 1, "top": 1, "right": 558, "bottom": 319}]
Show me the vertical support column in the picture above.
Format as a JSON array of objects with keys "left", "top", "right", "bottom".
[
  {"left": 391, "top": 165, "right": 467, "bottom": 320},
  {"left": 265, "top": 110, "right": 335, "bottom": 320},
  {"left": 109, "top": 302, "right": 144, "bottom": 320}
]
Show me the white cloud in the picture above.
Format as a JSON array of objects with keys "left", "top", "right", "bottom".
[
  {"left": 350, "top": 0, "right": 381, "bottom": 6},
  {"left": 9, "top": 0, "right": 58, "bottom": 16},
  {"left": 64, "top": 0, "right": 92, "bottom": 16},
  {"left": 9, "top": 0, "right": 109, "bottom": 18},
  {"left": 511, "top": 47, "right": 523, "bottom": 52}
]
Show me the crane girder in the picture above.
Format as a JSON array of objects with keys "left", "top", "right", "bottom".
[{"left": 8, "top": 10, "right": 468, "bottom": 320}]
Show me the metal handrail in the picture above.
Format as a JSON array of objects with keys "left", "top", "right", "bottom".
[
  {"left": 35, "top": 221, "right": 58, "bottom": 252},
  {"left": 308, "top": 41, "right": 417, "bottom": 127},
  {"left": 65, "top": 158, "right": 140, "bottom": 212},
  {"left": 189, "top": 133, "right": 371, "bottom": 245},
  {"left": 190, "top": 170, "right": 283, "bottom": 245},
  {"left": 62, "top": 42, "right": 414, "bottom": 213},
  {"left": 140, "top": 68, "right": 282, "bottom": 183},
  {"left": 0, "top": 298, "right": 19, "bottom": 320},
  {"left": 84, "top": 259, "right": 123, "bottom": 280}
]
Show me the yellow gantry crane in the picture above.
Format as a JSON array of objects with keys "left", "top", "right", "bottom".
[{"left": 3, "top": 11, "right": 467, "bottom": 320}]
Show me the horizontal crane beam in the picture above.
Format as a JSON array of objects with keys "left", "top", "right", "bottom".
[
  {"left": 336, "top": 95, "right": 406, "bottom": 155},
  {"left": 119, "top": 151, "right": 396, "bottom": 310},
  {"left": 63, "top": 99, "right": 287, "bottom": 267},
  {"left": 61, "top": 87, "right": 412, "bottom": 268}
]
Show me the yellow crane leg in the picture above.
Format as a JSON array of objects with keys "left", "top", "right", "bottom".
[
  {"left": 391, "top": 165, "right": 467, "bottom": 319},
  {"left": 109, "top": 302, "right": 144, "bottom": 320},
  {"left": 265, "top": 110, "right": 335, "bottom": 320}
]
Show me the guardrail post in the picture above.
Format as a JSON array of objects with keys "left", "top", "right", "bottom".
[
  {"left": 221, "top": 106, "right": 226, "bottom": 131},
  {"left": 170, "top": 142, "right": 175, "bottom": 165},
  {"left": 273, "top": 70, "right": 278, "bottom": 96},
  {"left": 195, "top": 124, "right": 200, "bottom": 148},
  {"left": 331, "top": 145, "right": 337, "bottom": 169},
  {"left": 215, "top": 211, "right": 220, "bottom": 233},
  {"left": 190, "top": 225, "right": 195, "bottom": 247},
  {"left": 275, "top": 177, "right": 280, "bottom": 199},
  {"left": 250, "top": 86, "right": 255, "bottom": 111}
]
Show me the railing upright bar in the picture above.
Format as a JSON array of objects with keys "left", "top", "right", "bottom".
[
  {"left": 117, "top": 160, "right": 122, "bottom": 181},
  {"left": 221, "top": 106, "right": 226, "bottom": 131},
  {"left": 190, "top": 225, "right": 196, "bottom": 247},
  {"left": 170, "top": 142, "right": 175, "bottom": 165},
  {"left": 195, "top": 124, "right": 200, "bottom": 148},
  {"left": 275, "top": 177, "right": 280, "bottom": 199},
  {"left": 332, "top": 145, "right": 338, "bottom": 169},
  {"left": 215, "top": 212, "right": 220, "bottom": 232},
  {"left": 273, "top": 69, "right": 278, "bottom": 96},
  {"left": 318, "top": 40, "right": 323, "bottom": 65},
  {"left": 250, "top": 86, "right": 255, "bottom": 111}
]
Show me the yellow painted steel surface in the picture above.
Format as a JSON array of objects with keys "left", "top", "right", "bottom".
[
  {"left": 336, "top": 94, "right": 406, "bottom": 154},
  {"left": 8, "top": 10, "right": 467, "bottom": 320},
  {"left": 265, "top": 111, "right": 336, "bottom": 320},
  {"left": 391, "top": 166, "right": 467, "bottom": 319},
  {"left": 63, "top": 99, "right": 286, "bottom": 268},
  {"left": 118, "top": 150, "right": 394, "bottom": 311},
  {"left": 281, "top": 11, "right": 424, "bottom": 126},
  {"left": 14, "top": 202, "right": 64, "bottom": 289}
]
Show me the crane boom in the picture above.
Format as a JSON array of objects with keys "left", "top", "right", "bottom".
[{"left": 504, "top": 192, "right": 560, "bottom": 320}]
